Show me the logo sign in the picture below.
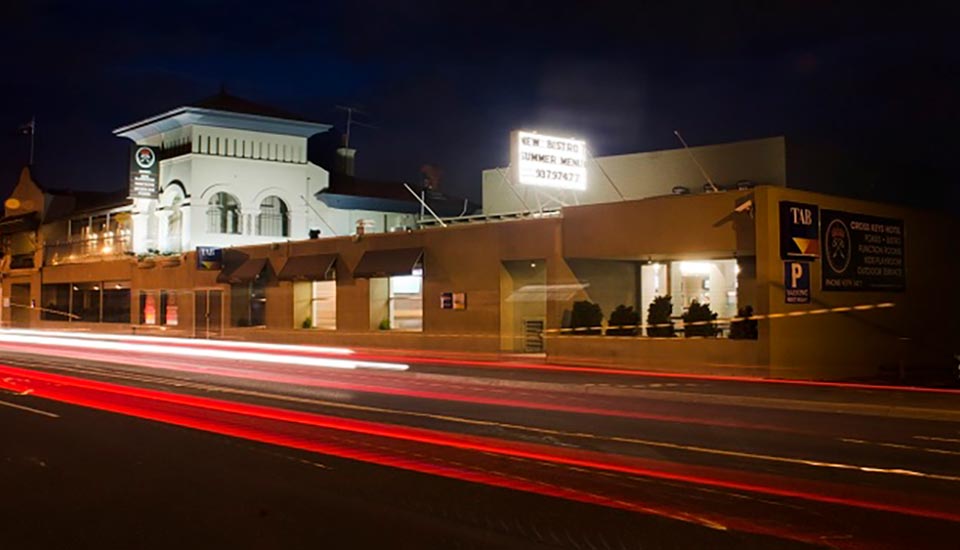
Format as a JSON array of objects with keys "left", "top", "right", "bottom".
[
  {"left": 196, "top": 247, "right": 223, "bottom": 271},
  {"left": 440, "top": 292, "right": 467, "bottom": 310},
  {"left": 779, "top": 201, "right": 820, "bottom": 259},
  {"left": 511, "top": 131, "right": 587, "bottom": 190},
  {"left": 821, "top": 210, "right": 905, "bottom": 292},
  {"left": 784, "top": 262, "right": 811, "bottom": 304},
  {"left": 129, "top": 145, "right": 159, "bottom": 199}
]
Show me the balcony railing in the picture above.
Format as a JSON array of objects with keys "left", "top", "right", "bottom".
[{"left": 44, "top": 233, "right": 134, "bottom": 265}]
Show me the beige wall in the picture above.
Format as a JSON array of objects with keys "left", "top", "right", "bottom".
[
  {"left": 483, "top": 136, "right": 786, "bottom": 215},
  {"left": 754, "top": 186, "right": 959, "bottom": 379},
  {"left": 12, "top": 183, "right": 955, "bottom": 380}
]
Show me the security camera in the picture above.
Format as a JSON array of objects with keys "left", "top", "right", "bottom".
[{"left": 734, "top": 199, "right": 753, "bottom": 214}]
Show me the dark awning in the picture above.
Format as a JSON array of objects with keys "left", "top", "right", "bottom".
[
  {"left": 353, "top": 248, "right": 423, "bottom": 278},
  {"left": 278, "top": 254, "right": 337, "bottom": 281},
  {"left": 0, "top": 213, "right": 39, "bottom": 236},
  {"left": 217, "top": 257, "right": 270, "bottom": 284}
]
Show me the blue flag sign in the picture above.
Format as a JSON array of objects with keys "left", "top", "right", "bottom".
[{"left": 196, "top": 247, "right": 223, "bottom": 271}]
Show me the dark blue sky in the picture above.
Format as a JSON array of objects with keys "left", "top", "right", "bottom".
[{"left": 1, "top": 1, "right": 957, "bottom": 211}]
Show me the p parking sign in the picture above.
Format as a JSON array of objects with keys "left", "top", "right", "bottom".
[{"left": 784, "top": 261, "right": 811, "bottom": 304}]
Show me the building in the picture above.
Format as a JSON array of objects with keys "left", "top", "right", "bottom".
[
  {"left": 113, "top": 90, "right": 422, "bottom": 253},
  {"left": 2, "top": 129, "right": 957, "bottom": 381}
]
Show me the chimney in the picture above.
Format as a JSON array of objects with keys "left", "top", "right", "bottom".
[{"left": 335, "top": 147, "right": 356, "bottom": 176}]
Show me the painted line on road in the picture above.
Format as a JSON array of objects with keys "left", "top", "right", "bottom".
[
  {"left": 914, "top": 436, "right": 960, "bottom": 445},
  {"left": 841, "top": 438, "right": 960, "bottom": 456},
  {"left": 0, "top": 397, "right": 60, "bottom": 418},
  {"left": 20, "top": 360, "right": 960, "bottom": 486}
]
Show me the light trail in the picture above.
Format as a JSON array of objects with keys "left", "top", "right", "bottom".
[
  {"left": 0, "top": 342, "right": 796, "bottom": 433},
  {"left": 2, "top": 363, "right": 959, "bottom": 527},
  {"left": 0, "top": 328, "right": 355, "bottom": 355},
  {"left": 0, "top": 332, "right": 407, "bottom": 372}
]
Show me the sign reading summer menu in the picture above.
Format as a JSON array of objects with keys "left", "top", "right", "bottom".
[
  {"left": 511, "top": 131, "right": 587, "bottom": 190},
  {"left": 779, "top": 201, "right": 820, "bottom": 260},
  {"left": 821, "top": 210, "right": 905, "bottom": 292},
  {"left": 129, "top": 145, "right": 159, "bottom": 199}
]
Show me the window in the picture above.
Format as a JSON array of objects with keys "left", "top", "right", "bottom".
[
  {"left": 40, "top": 284, "right": 71, "bottom": 321},
  {"left": 294, "top": 280, "right": 336, "bottom": 330},
  {"left": 389, "top": 268, "right": 423, "bottom": 331},
  {"left": 139, "top": 290, "right": 176, "bottom": 325},
  {"left": 256, "top": 196, "right": 289, "bottom": 237},
  {"left": 207, "top": 192, "right": 242, "bottom": 234},
  {"left": 102, "top": 281, "right": 131, "bottom": 323},
  {"left": 669, "top": 259, "right": 739, "bottom": 320},
  {"left": 231, "top": 280, "right": 266, "bottom": 327},
  {"left": 71, "top": 282, "right": 101, "bottom": 323}
]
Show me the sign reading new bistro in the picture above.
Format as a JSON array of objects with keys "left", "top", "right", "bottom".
[
  {"left": 821, "top": 210, "right": 905, "bottom": 292},
  {"left": 510, "top": 131, "right": 587, "bottom": 190},
  {"left": 129, "top": 144, "right": 159, "bottom": 199}
]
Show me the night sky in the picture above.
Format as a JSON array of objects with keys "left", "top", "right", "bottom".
[{"left": 1, "top": 2, "right": 957, "bottom": 213}]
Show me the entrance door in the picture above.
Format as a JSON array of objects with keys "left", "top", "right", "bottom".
[
  {"left": 194, "top": 289, "right": 223, "bottom": 339},
  {"left": 10, "top": 284, "right": 31, "bottom": 328}
]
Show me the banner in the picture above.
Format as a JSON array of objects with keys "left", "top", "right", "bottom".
[{"left": 821, "top": 210, "right": 905, "bottom": 291}]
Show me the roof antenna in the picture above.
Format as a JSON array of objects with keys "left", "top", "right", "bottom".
[{"left": 673, "top": 130, "right": 719, "bottom": 192}]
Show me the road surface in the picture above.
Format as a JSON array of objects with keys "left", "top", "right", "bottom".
[{"left": 0, "top": 330, "right": 958, "bottom": 549}]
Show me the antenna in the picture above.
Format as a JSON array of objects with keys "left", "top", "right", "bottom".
[
  {"left": 673, "top": 130, "right": 719, "bottom": 192},
  {"left": 335, "top": 105, "right": 377, "bottom": 148}
]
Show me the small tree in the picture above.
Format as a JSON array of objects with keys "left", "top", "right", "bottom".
[
  {"left": 646, "top": 295, "right": 675, "bottom": 337},
  {"left": 569, "top": 300, "right": 603, "bottom": 335},
  {"left": 607, "top": 305, "right": 640, "bottom": 336},
  {"left": 682, "top": 300, "right": 719, "bottom": 338},
  {"left": 729, "top": 305, "right": 758, "bottom": 340}
]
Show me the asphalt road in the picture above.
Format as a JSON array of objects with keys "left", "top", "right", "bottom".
[{"left": 0, "top": 332, "right": 958, "bottom": 549}]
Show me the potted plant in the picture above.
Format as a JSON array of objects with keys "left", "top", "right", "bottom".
[
  {"left": 729, "top": 305, "right": 758, "bottom": 339},
  {"left": 682, "top": 300, "right": 719, "bottom": 337},
  {"left": 569, "top": 300, "right": 603, "bottom": 335},
  {"left": 607, "top": 305, "right": 640, "bottom": 336},
  {"left": 646, "top": 295, "right": 675, "bottom": 337}
]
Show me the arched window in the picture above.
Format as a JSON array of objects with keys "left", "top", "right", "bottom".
[
  {"left": 257, "top": 196, "right": 289, "bottom": 237},
  {"left": 207, "top": 192, "right": 241, "bottom": 234}
]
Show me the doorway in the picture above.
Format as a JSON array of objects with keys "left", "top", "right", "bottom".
[
  {"left": 194, "top": 289, "right": 223, "bottom": 339},
  {"left": 9, "top": 283, "right": 31, "bottom": 327}
]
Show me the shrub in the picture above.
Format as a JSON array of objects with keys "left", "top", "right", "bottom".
[
  {"left": 646, "top": 295, "right": 675, "bottom": 337},
  {"left": 569, "top": 300, "right": 603, "bottom": 335},
  {"left": 682, "top": 300, "right": 719, "bottom": 338},
  {"left": 301, "top": 317, "right": 313, "bottom": 329},
  {"left": 378, "top": 318, "right": 390, "bottom": 330},
  {"left": 729, "top": 306, "right": 758, "bottom": 340},
  {"left": 607, "top": 305, "right": 640, "bottom": 336}
]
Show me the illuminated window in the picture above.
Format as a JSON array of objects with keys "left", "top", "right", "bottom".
[
  {"left": 669, "top": 259, "right": 739, "bottom": 319},
  {"left": 389, "top": 268, "right": 423, "bottom": 331}
]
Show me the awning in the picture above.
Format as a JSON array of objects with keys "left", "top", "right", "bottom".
[
  {"left": 217, "top": 257, "right": 270, "bottom": 284},
  {"left": 353, "top": 248, "right": 423, "bottom": 278},
  {"left": 278, "top": 254, "right": 337, "bottom": 281}
]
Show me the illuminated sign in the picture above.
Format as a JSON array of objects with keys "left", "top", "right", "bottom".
[
  {"left": 821, "top": 210, "right": 905, "bottom": 292},
  {"left": 784, "top": 261, "right": 811, "bottom": 304},
  {"left": 196, "top": 247, "right": 223, "bottom": 270},
  {"left": 779, "top": 201, "right": 820, "bottom": 259},
  {"left": 129, "top": 145, "right": 159, "bottom": 199},
  {"left": 511, "top": 131, "right": 586, "bottom": 190}
]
